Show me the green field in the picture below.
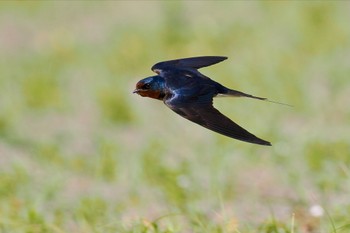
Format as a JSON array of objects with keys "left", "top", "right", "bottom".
[{"left": 0, "top": 1, "right": 350, "bottom": 232}]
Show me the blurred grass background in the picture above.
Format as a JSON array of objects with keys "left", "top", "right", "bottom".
[{"left": 0, "top": 1, "right": 350, "bottom": 232}]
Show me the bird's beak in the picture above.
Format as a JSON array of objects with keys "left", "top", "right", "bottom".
[{"left": 133, "top": 89, "right": 139, "bottom": 94}]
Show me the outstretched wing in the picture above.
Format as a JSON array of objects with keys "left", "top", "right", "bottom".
[
  {"left": 152, "top": 56, "right": 227, "bottom": 74},
  {"left": 164, "top": 93, "right": 271, "bottom": 146}
]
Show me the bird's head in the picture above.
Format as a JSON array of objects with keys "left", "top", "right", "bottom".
[{"left": 133, "top": 75, "right": 166, "bottom": 100}]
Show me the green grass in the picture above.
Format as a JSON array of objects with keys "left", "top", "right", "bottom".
[{"left": 0, "top": 1, "right": 350, "bottom": 232}]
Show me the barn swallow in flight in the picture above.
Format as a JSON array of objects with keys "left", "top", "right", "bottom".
[{"left": 134, "top": 56, "right": 273, "bottom": 146}]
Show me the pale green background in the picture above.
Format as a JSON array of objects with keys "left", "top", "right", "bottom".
[{"left": 0, "top": 1, "right": 349, "bottom": 232}]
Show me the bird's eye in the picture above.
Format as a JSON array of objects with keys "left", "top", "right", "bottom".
[{"left": 143, "top": 83, "right": 151, "bottom": 89}]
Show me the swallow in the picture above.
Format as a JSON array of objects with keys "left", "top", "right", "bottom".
[{"left": 133, "top": 56, "right": 272, "bottom": 146}]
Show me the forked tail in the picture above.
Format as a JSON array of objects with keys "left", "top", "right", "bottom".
[{"left": 224, "top": 89, "right": 293, "bottom": 107}]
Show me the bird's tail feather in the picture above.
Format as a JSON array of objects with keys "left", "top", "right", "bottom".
[{"left": 223, "top": 89, "right": 293, "bottom": 107}]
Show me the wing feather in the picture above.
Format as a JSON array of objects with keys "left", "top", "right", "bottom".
[
  {"left": 165, "top": 100, "right": 271, "bottom": 146},
  {"left": 152, "top": 56, "right": 227, "bottom": 73}
]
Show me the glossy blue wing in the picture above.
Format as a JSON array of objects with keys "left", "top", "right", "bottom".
[
  {"left": 164, "top": 90, "right": 271, "bottom": 146},
  {"left": 152, "top": 56, "right": 227, "bottom": 73}
]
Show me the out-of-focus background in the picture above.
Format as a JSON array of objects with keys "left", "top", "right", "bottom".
[{"left": 0, "top": 1, "right": 349, "bottom": 232}]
